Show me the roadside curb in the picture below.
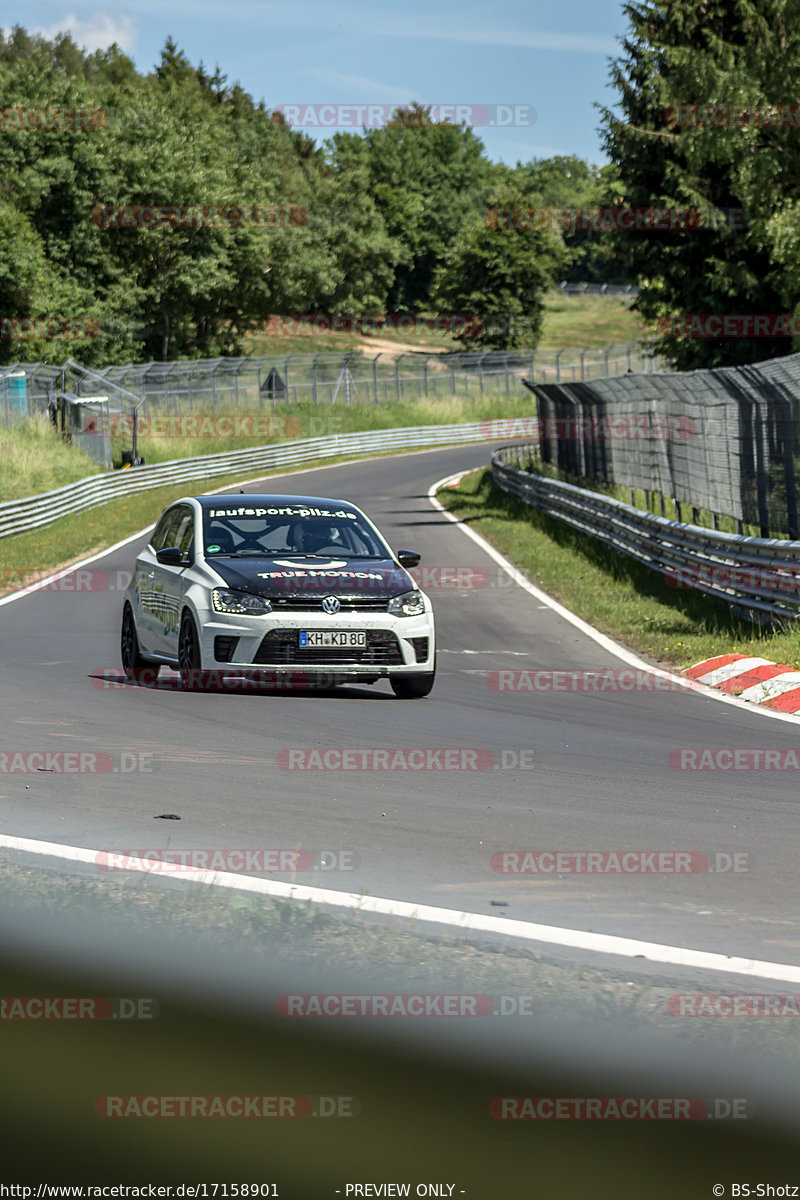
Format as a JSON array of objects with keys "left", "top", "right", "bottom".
[{"left": 684, "top": 654, "right": 800, "bottom": 714}]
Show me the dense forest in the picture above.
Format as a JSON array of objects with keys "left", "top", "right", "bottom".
[
  {"left": 5, "top": 1, "right": 800, "bottom": 371},
  {"left": 0, "top": 26, "right": 623, "bottom": 365}
]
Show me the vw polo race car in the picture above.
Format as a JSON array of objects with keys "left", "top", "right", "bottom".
[{"left": 120, "top": 493, "right": 436, "bottom": 698}]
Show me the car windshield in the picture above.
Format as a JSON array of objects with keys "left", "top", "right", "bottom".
[{"left": 202, "top": 508, "right": 389, "bottom": 559}]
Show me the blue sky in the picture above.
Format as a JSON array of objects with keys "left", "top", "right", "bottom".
[{"left": 3, "top": 1, "right": 631, "bottom": 165}]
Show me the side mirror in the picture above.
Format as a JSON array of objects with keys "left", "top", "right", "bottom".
[
  {"left": 156, "top": 546, "right": 188, "bottom": 566},
  {"left": 396, "top": 549, "right": 421, "bottom": 568}
]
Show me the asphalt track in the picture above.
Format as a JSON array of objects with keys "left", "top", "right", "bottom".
[{"left": 2, "top": 442, "right": 799, "bottom": 966}]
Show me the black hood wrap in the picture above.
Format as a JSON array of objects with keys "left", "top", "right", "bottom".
[{"left": 207, "top": 556, "right": 414, "bottom": 599}]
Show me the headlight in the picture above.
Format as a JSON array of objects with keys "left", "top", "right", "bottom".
[
  {"left": 212, "top": 588, "right": 272, "bottom": 616},
  {"left": 387, "top": 590, "right": 426, "bottom": 617}
]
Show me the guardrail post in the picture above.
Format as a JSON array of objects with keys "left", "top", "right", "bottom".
[
  {"left": 312, "top": 354, "right": 320, "bottom": 406},
  {"left": 373, "top": 353, "right": 381, "bottom": 404}
]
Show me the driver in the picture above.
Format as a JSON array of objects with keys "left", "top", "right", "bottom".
[{"left": 289, "top": 521, "right": 340, "bottom": 554}]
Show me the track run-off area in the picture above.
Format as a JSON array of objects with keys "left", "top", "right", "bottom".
[{"left": 2, "top": 442, "right": 800, "bottom": 984}]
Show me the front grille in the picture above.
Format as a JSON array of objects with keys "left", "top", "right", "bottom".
[
  {"left": 253, "top": 629, "right": 403, "bottom": 666},
  {"left": 269, "top": 596, "right": 390, "bottom": 613}
]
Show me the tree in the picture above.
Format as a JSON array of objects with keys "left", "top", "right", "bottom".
[
  {"left": 350, "top": 104, "right": 500, "bottom": 311},
  {"left": 430, "top": 188, "right": 569, "bottom": 349},
  {"left": 598, "top": 0, "right": 800, "bottom": 369},
  {"left": 513, "top": 155, "right": 628, "bottom": 285}
]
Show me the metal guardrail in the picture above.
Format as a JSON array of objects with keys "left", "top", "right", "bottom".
[
  {"left": 555, "top": 282, "right": 640, "bottom": 298},
  {"left": 492, "top": 443, "right": 800, "bottom": 625},
  {"left": 0, "top": 419, "right": 535, "bottom": 542}
]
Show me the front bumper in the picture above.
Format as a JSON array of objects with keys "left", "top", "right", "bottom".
[{"left": 197, "top": 608, "right": 436, "bottom": 676}]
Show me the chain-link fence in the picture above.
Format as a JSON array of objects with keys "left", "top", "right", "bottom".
[
  {"left": 527, "top": 351, "right": 800, "bottom": 538},
  {"left": 0, "top": 342, "right": 659, "bottom": 425}
]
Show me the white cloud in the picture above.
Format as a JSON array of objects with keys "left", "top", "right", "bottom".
[{"left": 32, "top": 10, "right": 138, "bottom": 54}]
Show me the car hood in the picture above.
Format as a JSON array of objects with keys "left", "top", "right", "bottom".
[{"left": 206, "top": 555, "right": 416, "bottom": 598}]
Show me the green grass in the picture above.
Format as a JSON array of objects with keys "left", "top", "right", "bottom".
[
  {"left": 244, "top": 320, "right": 463, "bottom": 357},
  {"left": 239, "top": 293, "right": 653, "bottom": 358},
  {"left": 0, "top": 412, "right": 101, "bottom": 501},
  {"left": 440, "top": 467, "right": 800, "bottom": 672},
  {"left": 537, "top": 293, "right": 650, "bottom": 349},
  {"left": 115, "top": 395, "right": 536, "bottom": 467}
]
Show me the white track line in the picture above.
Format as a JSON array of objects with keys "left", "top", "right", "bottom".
[
  {"left": 427, "top": 470, "right": 800, "bottom": 728},
  {"left": 3, "top": 832, "right": 800, "bottom": 983}
]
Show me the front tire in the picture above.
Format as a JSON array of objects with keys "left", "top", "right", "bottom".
[
  {"left": 390, "top": 668, "right": 435, "bottom": 699},
  {"left": 121, "top": 604, "right": 159, "bottom": 683},
  {"left": 178, "top": 612, "right": 207, "bottom": 691}
]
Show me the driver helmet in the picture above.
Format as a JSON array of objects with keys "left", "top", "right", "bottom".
[{"left": 290, "top": 522, "right": 338, "bottom": 554}]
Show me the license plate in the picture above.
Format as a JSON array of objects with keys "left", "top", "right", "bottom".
[{"left": 299, "top": 630, "right": 366, "bottom": 647}]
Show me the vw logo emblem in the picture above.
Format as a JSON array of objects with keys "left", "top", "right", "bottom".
[{"left": 322, "top": 595, "right": 341, "bottom": 615}]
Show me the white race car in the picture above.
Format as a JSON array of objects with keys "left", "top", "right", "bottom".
[{"left": 120, "top": 492, "right": 436, "bottom": 698}]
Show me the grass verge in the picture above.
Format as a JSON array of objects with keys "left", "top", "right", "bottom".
[
  {"left": 439, "top": 467, "right": 800, "bottom": 672},
  {"left": 111, "top": 395, "right": 534, "bottom": 469},
  {"left": 537, "top": 293, "right": 649, "bottom": 349}
]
